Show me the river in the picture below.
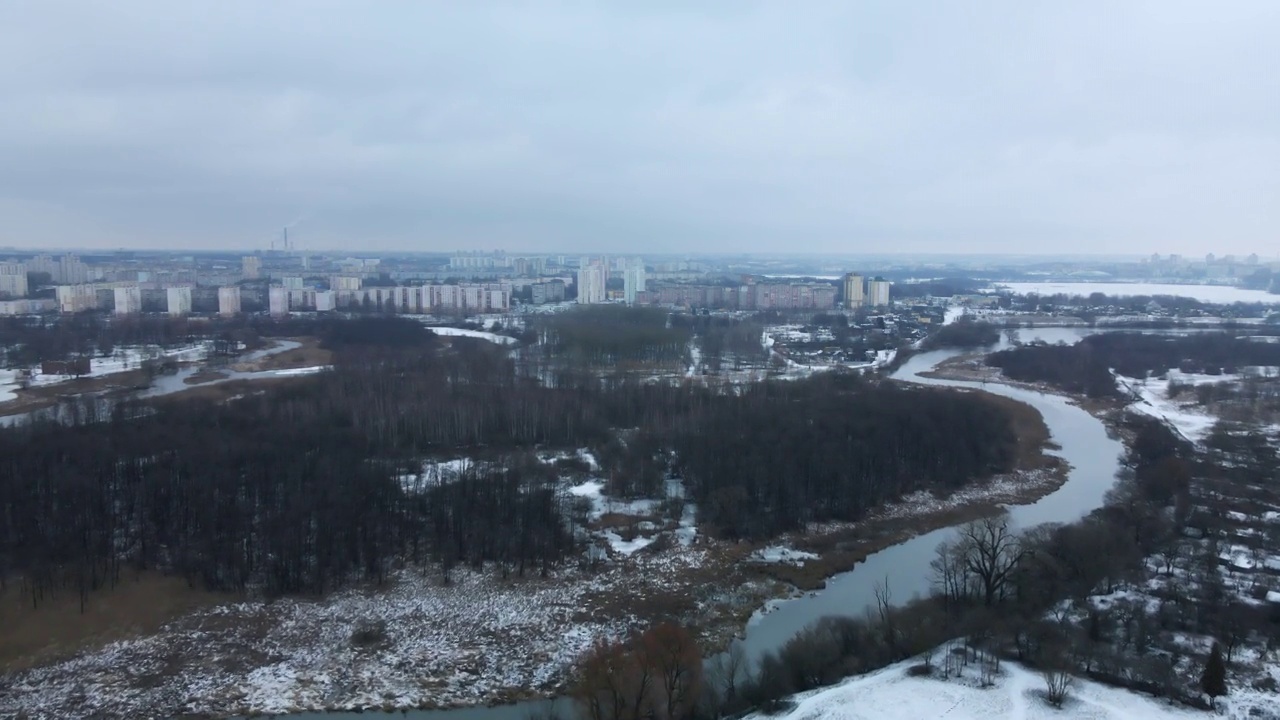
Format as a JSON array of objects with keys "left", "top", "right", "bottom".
[{"left": 274, "top": 332, "right": 1126, "bottom": 720}]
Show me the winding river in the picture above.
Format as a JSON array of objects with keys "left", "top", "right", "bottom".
[{"left": 275, "top": 333, "right": 1126, "bottom": 720}]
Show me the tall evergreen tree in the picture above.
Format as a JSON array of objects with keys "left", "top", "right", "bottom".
[{"left": 1200, "top": 642, "right": 1227, "bottom": 708}]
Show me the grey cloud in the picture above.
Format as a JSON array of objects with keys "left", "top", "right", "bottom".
[{"left": 0, "top": 1, "right": 1277, "bottom": 254}]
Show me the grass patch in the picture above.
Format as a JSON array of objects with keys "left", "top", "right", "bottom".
[{"left": 0, "top": 571, "right": 234, "bottom": 673}]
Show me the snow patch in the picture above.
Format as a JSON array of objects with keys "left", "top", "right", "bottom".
[
  {"left": 752, "top": 649, "right": 1207, "bottom": 720},
  {"left": 749, "top": 546, "right": 819, "bottom": 565},
  {"left": 426, "top": 326, "right": 518, "bottom": 345},
  {"left": 1118, "top": 374, "right": 1219, "bottom": 443}
]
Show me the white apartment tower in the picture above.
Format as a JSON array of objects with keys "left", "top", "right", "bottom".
[
  {"left": 576, "top": 257, "right": 607, "bottom": 304},
  {"left": 843, "top": 273, "right": 865, "bottom": 309},
  {"left": 217, "top": 286, "right": 242, "bottom": 316},
  {"left": 58, "top": 254, "right": 89, "bottom": 284},
  {"left": 56, "top": 284, "right": 100, "bottom": 313},
  {"left": 166, "top": 286, "right": 193, "bottom": 316},
  {"left": 315, "top": 290, "right": 336, "bottom": 312},
  {"left": 330, "top": 275, "right": 361, "bottom": 292},
  {"left": 242, "top": 255, "right": 262, "bottom": 279},
  {"left": 867, "top": 278, "right": 891, "bottom": 307},
  {"left": 623, "top": 259, "right": 646, "bottom": 304},
  {"left": 0, "top": 263, "right": 27, "bottom": 298},
  {"left": 268, "top": 287, "right": 289, "bottom": 316},
  {"left": 113, "top": 285, "right": 142, "bottom": 315}
]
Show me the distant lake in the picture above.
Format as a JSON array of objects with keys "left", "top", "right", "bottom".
[{"left": 995, "top": 281, "right": 1280, "bottom": 305}]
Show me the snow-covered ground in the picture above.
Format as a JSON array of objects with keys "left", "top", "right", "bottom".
[
  {"left": 1118, "top": 374, "right": 1222, "bottom": 443},
  {"left": 754, "top": 652, "right": 1208, "bottom": 720},
  {"left": 760, "top": 325, "right": 897, "bottom": 379},
  {"left": 944, "top": 305, "right": 969, "bottom": 325},
  {"left": 567, "top": 464, "right": 698, "bottom": 556},
  {"left": 749, "top": 546, "right": 819, "bottom": 565},
  {"left": 766, "top": 324, "right": 837, "bottom": 345},
  {"left": 687, "top": 339, "right": 702, "bottom": 378},
  {"left": 1, "top": 524, "right": 731, "bottom": 719},
  {"left": 264, "top": 365, "right": 330, "bottom": 377},
  {"left": 398, "top": 458, "right": 487, "bottom": 493},
  {"left": 23, "top": 344, "right": 210, "bottom": 388},
  {"left": 426, "top": 326, "right": 518, "bottom": 345},
  {"left": 868, "top": 467, "right": 1062, "bottom": 523}
]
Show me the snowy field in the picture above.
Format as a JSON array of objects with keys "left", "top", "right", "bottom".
[
  {"left": 749, "top": 546, "right": 819, "bottom": 565},
  {"left": 1114, "top": 369, "right": 1279, "bottom": 444},
  {"left": 1119, "top": 375, "right": 1220, "bottom": 443},
  {"left": 995, "top": 282, "right": 1280, "bottom": 305},
  {"left": 755, "top": 653, "right": 1209, "bottom": 720},
  {"left": 761, "top": 326, "right": 896, "bottom": 379}
]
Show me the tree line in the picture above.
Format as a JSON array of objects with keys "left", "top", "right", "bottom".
[
  {"left": 1, "top": 315, "right": 1021, "bottom": 613},
  {"left": 666, "top": 375, "right": 1018, "bottom": 539}
]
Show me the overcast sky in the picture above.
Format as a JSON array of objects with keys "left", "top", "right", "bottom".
[{"left": 1, "top": 2, "right": 1277, "bottom": 256}]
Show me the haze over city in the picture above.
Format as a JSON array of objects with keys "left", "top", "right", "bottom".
[{"left": 2, "top": 1, "right": 1278, "bottom": 255}]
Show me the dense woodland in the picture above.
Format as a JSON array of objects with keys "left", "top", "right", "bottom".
[
  {"left": 920, "top": 318, "right": 1001, "bottom": 350},
  {"left": 988, "top": 332, "right": 1280, "bottom": 397},
  {"left": 0, "top": 313, "right": 1017, "bottom": 609},
  {"left": 667, "top": 376, "right": 1017, "bottom": 538},
  {"left": 525, "top": 305, "right": 692, "bottom": 371}
]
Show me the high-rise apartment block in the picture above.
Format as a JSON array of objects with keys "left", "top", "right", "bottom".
[
  {"left": 314, "top": 290, "right": 336, "bottom": 312},
  {"left": 330, "top": 275, "right": 362, "bottom": 292},
  {"left": 531, "top": 280, "right": 566, "bottom": 305},
  {"left": 56, "top": 284, "right": 101, "bottom": 313},
  {"left": 0, "top": 263, "right": 27, "bottom": 298},
  {"left": 242, "top": 256, "right": 262, "bottom": 279},
  {"left": 623, "top": 259, "right": 646, "bottom": 305},
  {"left": 113, "top": 285, "right": 142, "bottom": 315},
  {"left": 166, "top": 286, "right": 193, "bottom": 316},
  {"left": 867, "top": 278, "right": 891, "bottom": 307},
  {"left": 576, "top": 258, "right": 607, "bottom": 304},
  {"left": 59, "top": 254, "right": 89, "bottom": 284},
  {"left": 217, "top": 286, "right": 242, "bottom": 316},
  {"left": 843, "top": 273, "right": 865, "bottom": 309},
  {"left": 268, "top": 287, "right": 289, "bottom": 316}
]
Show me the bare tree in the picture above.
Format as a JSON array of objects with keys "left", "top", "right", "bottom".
[
  {"left": 1043, "top": 666, "right": 1073, "bottom": 707},
  {"left": 641, "top": 623, "right": 703, "bottom": 720},
  {"left": 704, "top": 642, "right": 747, "bottom": 716},
  {"left": 1157, "top": 541, "right": 1184, "bottom": 576},
  {"left": 959, "top": 514, "right": 1028, "bottom": 606},
  {"left": 874, "top": 576, "right": 898, "bottom": 656}
]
